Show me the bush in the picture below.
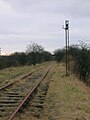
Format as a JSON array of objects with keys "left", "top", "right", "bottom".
[{"left": 54, "top": 49, "right": 65, "bottom": 62}]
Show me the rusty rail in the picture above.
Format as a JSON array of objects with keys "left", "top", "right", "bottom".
[
  {"left": 0, "top": 66, "right": 42, "bottom": 91},
  {"left": 8, "top": 66, "right": 51, "bottom": 120}
]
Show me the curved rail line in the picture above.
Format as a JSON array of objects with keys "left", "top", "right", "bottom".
[{"left": 0, "top": 65, "right": 51, "bottom": 120}]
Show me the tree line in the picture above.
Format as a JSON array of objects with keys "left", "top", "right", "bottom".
[
  {"left": 0, "top": 42, "right": 52, "bottom": 69},
  {"left": 0, "top": 42, "right": 90, "bottom": 84},
  {"left": 54, "top": 42, "right": 90, "bottom": 84}
]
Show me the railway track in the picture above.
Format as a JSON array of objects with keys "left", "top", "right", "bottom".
[
  {"left": 0, "top": 65, "right": 51, "bottom": 120},
  {"left": 0, "top": 65, "right": 42, "bottom": 91}
]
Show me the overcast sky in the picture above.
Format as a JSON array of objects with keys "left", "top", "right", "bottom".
[{"left": 0, "top": 0, "right": 90, "bottom": 54}]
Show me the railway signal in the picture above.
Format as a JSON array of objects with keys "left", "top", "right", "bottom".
[{"left": 63, "top": 20, "right": 70, "bottom": 76}]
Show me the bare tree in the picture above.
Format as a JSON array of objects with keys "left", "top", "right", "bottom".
[
  {"left": 26, "top": 42, "right": 44, "bottom": 65},
  {"left": 26, "top": 42, "right": 44, "bottom": 54}
]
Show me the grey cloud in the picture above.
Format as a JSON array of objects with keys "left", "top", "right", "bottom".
[
  {"left": 70, "top": 0, "right": 90, "bottom": 18},
  {"left": 5, "top": 0, "right": 90, "bottom": 18},
  {"left": 0, "top": 1, "right": 62, "bottom": 35},
  {"left": 5, "top": 0, "right": 71, "bottom": 14},
  {"left": 0, "top": 0, "right": 90, "bottom": 54}
]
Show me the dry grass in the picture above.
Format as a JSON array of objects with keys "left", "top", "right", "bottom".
[
  {"left": 0, "top": 64, "right": 41, "bottom": 87},
  {"left": 42, "top": 63, "right": 90, "bottom": 120},
  {"left": 12, "top": 62, "right": 90, "bottom": 120}
]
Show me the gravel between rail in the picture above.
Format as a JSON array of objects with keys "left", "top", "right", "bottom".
[{"left": 0, "top": 64, "right": 51, "bottom": 120}]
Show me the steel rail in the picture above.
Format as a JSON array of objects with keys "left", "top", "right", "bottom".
[
  {"left": 8, "top": 66, "right": 51, "bottom": 120},
  {"left": 0, "top": 66, "right": 42, "bottom": 91}
]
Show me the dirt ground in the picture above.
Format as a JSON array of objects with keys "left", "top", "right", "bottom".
[{"left": 14, "top": 62, "right": 90, "bottom": 120}]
